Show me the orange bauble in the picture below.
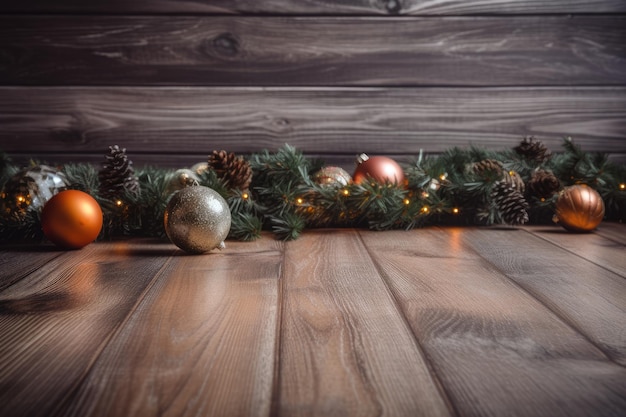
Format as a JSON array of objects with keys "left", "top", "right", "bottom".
[
  {"left": 353, "top": 154, "right": 405, "bottom": 185},
  {"left": 554, "top": 185, "right": 605, "bottom": 232},
  {"left": 41, "top": 190, "right": 103, "bottom": 249}
]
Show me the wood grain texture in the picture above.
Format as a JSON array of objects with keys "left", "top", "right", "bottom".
[
  {"left": 2, "top": 0, "right": 625, "bottom": 15},
  {"left": 59, "top": 238, "right": 283, "bottom": 417},
  {"left": 1, "top": 16, "right": 625, "bottom": 86},
  {"left": 0, "top": 241, "right": 175, "bottom": 417},
  {"left": 359, "top": 228, "right": 626, "bottom": 417},
  {"left": 1, "top": 87, "right": 625, "bottom": 159},
  {"left": 0, "top": 245, "right": 64, "bottom": 292},
  {"left": 524, "top": 225, "right": 626, "bottom": 279},
  {"left": 594, "top": 221, "right": 626, "bottom": 245},
  {"left": 459, "top": 227, "right": 626, "bottom": 365},
  {"left": 278, "top": 229, "right": 452, "bottom": 417}
]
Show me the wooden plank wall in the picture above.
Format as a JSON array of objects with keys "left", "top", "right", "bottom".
[{"left": 0, "top": 1, "right": 625, "bottom": 168}]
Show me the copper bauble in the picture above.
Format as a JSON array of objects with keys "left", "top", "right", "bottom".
[
  {"left": 164, "top": 186, "right": 231, "bottom": 254},
  {"left": 41, "top": 190, "right": 103, "bottom": 249},
  {"left": 353, "top": 154, "right": 405, "bottom": 185},
  {"left": 554, "top": 185, "right": 605, "bottom": 232}
]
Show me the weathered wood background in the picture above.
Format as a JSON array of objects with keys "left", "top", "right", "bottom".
[{"left": 0, "top": 1, "right": 625, "bottom": 167}]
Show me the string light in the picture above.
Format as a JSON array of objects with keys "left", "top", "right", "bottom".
[
  {"left": 452, "top": 207, "right": 460, "bottom": 214},
  {"left": 420, "top": 206, "right": 429, "bottom": 214},
  {"left": 295, "top": 197, "right": 304, "bottom": 205},
  {"left": 620, "top": 183, "right": 625, "bottom": 190},
  {"left": 509, "top": 170, "right": 516, "bottom": 176},
  {"left": 16, "top": 195, "right": 26, "bottom": 203},
  {"left": 403, "top": 198, "right": 411, "bottom": 205},
  {"left": 242, "top": 192, "right": 249, "bottom": 200},
  {"left": 439, "top": 173, "right": 448, "bottom": 181},
  {"left": 116, "top": 200, "right": 123, "bottom": 207},
  {"left": 342, "top": 189, "right": 350, "bottom": 196}
]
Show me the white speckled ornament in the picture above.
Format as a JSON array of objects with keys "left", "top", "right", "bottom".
[{"left": 164, "top": 186, "right": 231, "bottom": 254}]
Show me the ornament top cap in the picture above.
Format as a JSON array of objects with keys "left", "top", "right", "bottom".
[{"left": 356, "top": 153, "right": 370, "bottom": 164}]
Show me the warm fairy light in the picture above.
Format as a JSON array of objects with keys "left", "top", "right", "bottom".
[
  {"left": 403, "top": 198, "right": 411, "bottom": 205},
  {"left": 421, "top": 206, "right": 429, "bottom": 214},
  {"left": 439, "top": 173, "right": 448, "bottom": 181},
  {"left": 16, "top": 195, "right": 26, "bottom": 203},
  {"left": 509, "top": 170, "right": 516, "bottom": 176},
  {"left": 295, "top": 197, "right": 304, "bottom": 205},
  {"left": 452, "top": 207, "right": 459, "bottom": 214},
  {"left": 116, "top": 200, "right": 123, "bottom": 207},
  {"left": 342, "top": 189, "right": 350, "bottom": 196},
  {"left": 242, "top": 192, "right": 249, "bottom": 200},
  {"left": 620, "top": 183, "right": 625, "bottom": 190},
  {"left": 421, "top": 191, "right": 429, "bottom": 198}
]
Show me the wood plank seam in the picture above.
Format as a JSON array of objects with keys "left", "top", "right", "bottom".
[
  {"left": 457, "top": 229, "right": 625, "bottom": 368},
  {"left": 270, "top": 245, "right": 286, "bottom": 417},
  {"left": 48, "top": 254, "right": 177, "bottom": 417},
  {"left": 522, "top": 228, "right": 626, "bottom": 280},
  {"left": 356, "top": 230, "right": 460, "bottom": 417}
]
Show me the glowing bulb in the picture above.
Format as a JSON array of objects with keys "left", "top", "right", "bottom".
[
  {"left": 439, "top": 173, "right": 448, "bottom": 181},
  {"left": 421, "top": 206, "right": 429, "bottom": 214},
  {"left": 116, "top": 200, "right": 123, "bottom": 207},
  {"left": 421, "top": 191, "right": 429, "bottom": 198},
  {"left": 295, "top": 197, "right": 304, "bottom": 205},
  {"left": 16, "top": 195, "right": 25, "bottom": 203},
  {"left": 403, "top": 198, "right": 410, "bottom": 205},
  {"left": 342, "top": 189, "right": 350, "bottom": 196},
  {"left": 242, "top": 192, "right": 249, "bottom": 200},
  {"left": 452, "top": 207, "right": 459, "bottom": 214},
  {"left": 620, "top": 183, "right": 625, "bottom": 190},
  {"left": 509, "top": 170, "right": 516, "bottom": 176}
]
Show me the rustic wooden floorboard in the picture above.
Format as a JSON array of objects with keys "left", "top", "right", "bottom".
[
  {"left": 0, "top": 244, "right": 64, "bottom": 292},
  {"left": 458, "top": 227, "right": 626, "bottom": 366},
  {"left": 58, "top": 238, "right": 282, "bottom": 417},
  {"left": 359, "top": 228, "right": 626, "bottom": 417},
  {"left": 524, "top": 224, "right": 626, "bottom": 279},
  {"left": 278, "top": 230, "right": 452, "bottom": 417},
  {"left": 0, "top": 241, "right": 175, "bottom": 417},
  {"left": 0, "top": 227, "right": 624, "bottom": 417}
]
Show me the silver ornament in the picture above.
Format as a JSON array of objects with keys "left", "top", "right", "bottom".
[
  {"left": 1, "top": 165, "right": 68, "bottom": 218},
  {"left": 164, "top": 186, "right": 231, "bottom": 254},
  {"left": 163, "top": 169, "right": 200, "bottom": 198}
]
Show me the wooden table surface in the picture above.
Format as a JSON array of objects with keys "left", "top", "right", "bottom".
[{"left": 1, "top": 225, "right": 625, "bottom": 417}]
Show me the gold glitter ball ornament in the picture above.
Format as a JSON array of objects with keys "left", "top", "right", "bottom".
[
  {"left": 554, "top": 185, "right": 605, "bottom": 232},
  {"left": 313, "top": 166, "right": 352, "bottom": 188},
  {"left": 164, "top": 186, "right": 231, "bottom": 254}
]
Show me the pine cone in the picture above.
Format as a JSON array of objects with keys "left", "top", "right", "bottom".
[
  {"left": 473, "top": 159, "right": 503, "bottom": 180},
  {"left": 514, "top": 136, "right": 551, "bottom": 163},
  {"left": 491, "top": 181, "right": 529, "bottom": 225},
  {"left": 98, "top": 145, "right": 140, "bottom": 200},
  {"left": 501, "top": 170, "right": 525, "bottom": 194},
  {"left": 527, "top": 170, "right": 560, "bottom": 199},
  {"left": 208, "top": 150, "right": 252, "bottom": 191}
]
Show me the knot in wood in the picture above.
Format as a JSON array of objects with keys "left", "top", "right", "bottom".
[
  {"left": 212, "top": 33, "right": 240, "bottom": 57},
  {"left": 381, "top": 0, "right": 402, "bottom": 14}
]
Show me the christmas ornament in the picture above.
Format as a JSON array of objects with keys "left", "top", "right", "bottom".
[
  {"left": 191, "top": 162, "right": 209, "bottom": 176},
  {"left": 163, "top": 169, "right": 200, "bottom": 198},
  {"left": 0, "top": 165, "right": 68, "bottom": 218},
  {"left": 41, "top": 190, "right": 103, "bottom": 249},
  {"left": 514, "top": 136, "right": 551, "bottom": 163},
  {"left": 353, "top": 154, "right": 405, "bottom": 185},
  {"left": 208, "top": 150, "right": 252, "bottom": 191},
  {"left": 164, "top": 186, "right": 231, "bottom": 254},
  {"left": 554, "top": 185, "right": 604, "bottom": 232},
  {"left": 313, "top": 166, "right": 352, "bottom": 188},
  {"left": 99, "top": 145, "right": 140, "bottom": 201},
  {"left": 491, "top": 181, "right": 529, "bottom": 225}
]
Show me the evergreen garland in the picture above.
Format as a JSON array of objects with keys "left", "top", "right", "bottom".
[{"left": 1, "top": 138, "right": 624, "bottom": 244}]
